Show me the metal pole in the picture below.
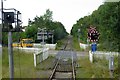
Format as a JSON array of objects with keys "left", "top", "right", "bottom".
[
  {"left": 1, "top": 0, "right": 3, "bottom": 29},
  {"left": 109, "top": 55, "right": 114, "bottom": 78},
  {"left": 78, "top": 30, "right": 79, "bottom": 43},
  {"left": 52, "top": 35, "right": 53, "bottom": 44},
  {"left": 87, "top": 38, "right": 90, "bottom": 51},
  {"left": 15, "top": 11, "right": 18, "bottom": 29},
  {"left": 42, "top": 29, "right": 44, "bottom": 53},
  {"left": 0, "top": 1, "right": 3, "bottom": 79},
  {"left": 78, "top": 29, "right": 80, "bottom": 43},
  {"left": 43, "top": 29, "right": 44, "bottom": 45},
  {"left": 8, "top": 31, "right": 14, "bottom": 79},
  {"left": 52, "top": 30, "right": 54, "bottom": 44}
]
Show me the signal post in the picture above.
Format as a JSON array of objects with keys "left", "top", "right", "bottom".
[
  {"left": 1, "top": 3, "right": 22, "bottom": 79},
  {"left": 87, "top": 25, "right": 100, "bottom": 62}
]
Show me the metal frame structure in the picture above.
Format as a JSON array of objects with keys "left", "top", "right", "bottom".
[
  {"left": 37, "top": 28, "right": 54, "bottom": 44},
  {"left": 2, "top": 8, "right": 22, "bottom": 32}
]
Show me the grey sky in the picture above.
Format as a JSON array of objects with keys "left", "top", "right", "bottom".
[{"left": 1, "top": 0, "right": 105, "bottom": 33}]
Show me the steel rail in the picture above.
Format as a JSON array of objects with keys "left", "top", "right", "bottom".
[
  {"left": 49, "top": 36, "right": 76, "bottom": 80},
  {"left": 72, "top": 52, "right": 76, "bottom": 80},
  {"left": 49, "top": 58, "right": 60, "bottom": 80}
]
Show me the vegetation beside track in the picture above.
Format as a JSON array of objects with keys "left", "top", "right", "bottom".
[
  {"left": 55, "top": 37, "right": 68, "bottom": 50},
  {"left": 56, "top": 36, "right": 85, "bottom": 51},
  {"left": 55, "top": 39, "right": 65, "bottom": 50},
  {"left": 73, "top": 37, "right": 82, "bottom": 51},
  {"left": 2, "top": 47, "right": 54, "bottom": 78},
  {"left": 76, "top": 56, "right": 118, "bottom": 78},
  {"left": 71, "top": 2, "right": 120, "bottom": 52},
  {"left": 0, "top": 54, "right": 1, "bottom": 79}
]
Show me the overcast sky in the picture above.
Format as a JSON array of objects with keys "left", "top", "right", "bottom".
[{"left": 1, "top": 0, "right": 105, "bottom": 33}]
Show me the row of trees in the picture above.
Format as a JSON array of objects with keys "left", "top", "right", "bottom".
[
  {"left": 71, "top": 2, "right": 120, "bottom": 51},
  {"left": 2, "top": 9, "right": 68, "bottom": 45}
]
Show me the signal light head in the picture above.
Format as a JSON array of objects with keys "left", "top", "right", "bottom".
[{"left": 4, "top": 12, "right": 14, "bottom": 23}]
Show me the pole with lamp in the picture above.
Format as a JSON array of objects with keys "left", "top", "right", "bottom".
[
  {"left": 4, "top": 11, "right": 15, "bottom": 79},
  {"left": 1, "top": 0, "right": 14, "bottom": 79},
  {"left": 1, "top": 0, "right": 4, "bottom": 30},
  {"left": 2, "top": 6, "right": 22, "bottom": 79},
  {"left": 1, "top": 0, "right": 5, "bottom": 45}
]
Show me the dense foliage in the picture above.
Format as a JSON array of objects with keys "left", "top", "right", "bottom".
[
  {"left": 71, "top": 2, "right": 120, "bottom": 51},
  {"left": 2, "top": 9, "right": 68, "bottom": 45}
]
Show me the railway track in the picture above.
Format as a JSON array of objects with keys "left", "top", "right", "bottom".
[{"left": 49, "top": 35, "right": 76, "bottom": 80}]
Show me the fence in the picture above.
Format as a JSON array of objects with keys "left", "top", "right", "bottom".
[
  {"left": 14, "top": 47, "right": 37, "bottom": 53},
  {"left": 34, "top": 48, "right": 49, "bottom": 67},
  {"left": 33, "top": 43, "right": 57, "bottom": 50},
  {"left": 89, "top": 51, "right": 119, "bottom": 63}
]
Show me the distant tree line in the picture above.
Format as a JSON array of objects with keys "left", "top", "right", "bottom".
[
  {"left": 2, "top": 9, "right": 68, "bottom": 45},
  {"left": 71, "top": 2, "right": 120, "bottom": 51}
]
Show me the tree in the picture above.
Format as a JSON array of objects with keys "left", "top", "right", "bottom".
[
  {"left": 2, "top": 9, "right": 68, "bottom": 45},
  {"left": 71, "top": 2, "right": 119, "bottom": 51},
  {"left": 42, "top": 9, "right": 53, "bottom": 21},
  {"left": 25, "top": 9, "right": 68, "bottom": 43}
]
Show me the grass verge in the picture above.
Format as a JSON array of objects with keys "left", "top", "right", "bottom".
[
  {"left": 76, "top": 56, "right": 119, "bottom": 78},
  {"left": 0, "top": 54, "right": 2, "bottom": 79},
  {"left": 55, "top": 37, "right": 68, "bottom": 50},
  {"left": 73, "top": 37, "right": 84, "bottom": 51},
  {"left": 2, "top": 47, "right": 54, "bottom": 78}
]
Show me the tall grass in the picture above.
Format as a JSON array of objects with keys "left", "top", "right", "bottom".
[
  {"left": 2, "top": 47, "right": 36, "bottom": 78},
  {"left": 0, "top": 53, "right": 2, "bottom": 79},
  {"left": 73, "top": 37, "right": 84, "bottom": 51},
  {"left": 55, "top": 37, "right": 68, "bottom": 50},
  {"left": 76, "top": 56, "right": 119, "bottom": 78},
  {"left": 2, "top": 47, "right": 54, "bottom": 78}
]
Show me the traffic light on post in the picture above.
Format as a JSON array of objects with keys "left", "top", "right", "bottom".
[{"left": 4, "top": 12, "right": 14, "bottom": 23}]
